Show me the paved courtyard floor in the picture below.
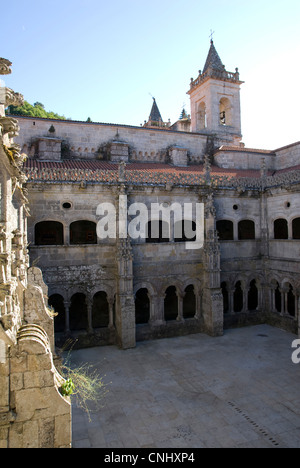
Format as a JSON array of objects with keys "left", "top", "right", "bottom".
[{"left": 70, "top": 324, "right": 300, "bottom": 448}]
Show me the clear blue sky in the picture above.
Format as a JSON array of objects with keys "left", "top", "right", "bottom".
[{"left": 1, "top": 0, "right": 300, "bottom": 149}]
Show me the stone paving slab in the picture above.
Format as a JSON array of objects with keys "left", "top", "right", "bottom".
[{"left": 69, "top": 325, "right": 300, "bottom": 448}]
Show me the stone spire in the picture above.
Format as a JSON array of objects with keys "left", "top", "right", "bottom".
[
  {"left": 203, "top": 40, "right": 224, "bottom": 74},
  {"left": 149, "top": 97, "right": 163, "bottom": 123}
]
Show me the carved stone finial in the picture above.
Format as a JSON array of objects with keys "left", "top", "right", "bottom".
[{"left": 0, "top": 58, "right": 12, "bottom": 75}]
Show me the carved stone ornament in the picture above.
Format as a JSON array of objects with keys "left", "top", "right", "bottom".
[
  {"left": 0, "top": 116, "right": 19, "bottom": 138},
  {"left": 3, "top": 88, "right": 24, "bottom": 107},
  {"left": 0, "top": 58, "right": 12, "bottom": 75}
]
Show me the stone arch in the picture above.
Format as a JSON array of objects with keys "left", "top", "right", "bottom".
[
  {"left": 197, "top": 101, "right": 206, "bottom": 130},
  {"left": 219, "top": 97, "right": 232, "bottom": 126}
]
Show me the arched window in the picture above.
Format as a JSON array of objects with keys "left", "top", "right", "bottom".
[
  {"left": 174, "top": 220, "right": 196, "bottom": 242},
  {"left": 69, "top": 293, "right": 88, "bottom": 331},
  {"left": 146, "top": 220, "right": 169, "bottom": 243},
  {"left": 221, "top": 282, "right": 229, "bottom": 314},
  {"left": 48, "top": 294, "right": 65, "bottom": 333},
  {"left": 238, "top": 220, "right": 255, "bottom": 240},
  {"left": 234, "top": 281, "right": 243, "bottom": 312},
  {"left": 70, "top": 220, "right": 97, "bottom": 245},
  {"left": 248, "top": 279, "right": 258, "bottom": 311},
  {"left": 219, "top": 97, "right": 232, "bottom": 126},
  {"left": 183, "top": 285, "right": 196, "bottom": 319},
  {"left": 274, "top": 219, "right": 288, "bottom": 239},
  {"left": 92, "top": 291, "right": 109, "bottom": 328},
  {"left": 197, "top": 102, "right": 206, "bottom": 130},
  {"left": 216, "top": 220, "right": 234, "bottom": 241},
  {"left": 135, "top": 288, "right": 150, "bottom": 324},
  {"left": 292, "top": 218, "right": 300, "bottom": 239},
  {"left": 164, "top": 286, "right": 178, "bottom": 321},
  {"left": 35, "top": 221, "right": 64, "bottom": 245}
]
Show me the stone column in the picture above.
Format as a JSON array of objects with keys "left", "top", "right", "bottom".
[
  {"left": 177, "top": 292, "right": 184, "bottom": 322},
  {"left": 86, "top": 297, "right": 93, "bottom": 334},
  {"left": 64, "top": 300, "right": 70, "bottom": 334},
  {"left": 108, "top": 298, "right": 114, "bottom": 329}
]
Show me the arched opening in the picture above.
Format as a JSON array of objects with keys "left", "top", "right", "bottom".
[
  {"left": 287, "top": 284, "right": 295, "bottom": 317},
  {"left": 69, "top": 293, "right": 88, "bottom": 331},
  {"left": 221, "top": 282, "right": 229, "bottom": 314},
  {"left": 146, "top": 220, "right": 169, "bottom": 243},
  {"left": 197, "top": 102, "right": 206, "bottom": 130},
  {"left": 164, "top": 286, "right": 178, "bottom": 321},
  {"left": 70, "top": 220, "right": 97, "bottom": 245},
  {"left": 174, "top": 220, "right": 196, "bottom": 242},
  {"left": 35, "top": 221, "right": 64, "bottom": 245},
  {"left": 135, "top": 288, "right": 150, "bottom": 324},
  {"left": 216, "top": 220, "right": 234, "bottom": 241},
  {"left": 92, "top": 291, "right": 109, "bottom": 328},
  {"left": 274, "top": 282, "right": 281, "bottom": 313},
  {"left": 48, "top": 294, "right": 65, "bottom": 333},
  {"left": 183, "top": 285, "right": 196, "bottom": 319},
  {"left": 219, "top": 97, "right": 232, "bottom": 126},
  {"left": 274, "top": 219, "right": 288, "bottom": 239},
  {"left": 238, "top": 220, "right": 255, "bottom": 240},
  {"left": 234, "top": 281, "right": 243, "bottom": 312},
  {"left": 248, "top": 279, "right": 258, "bottom": 311},
  {"left": 292, "top": 218, "right": 300, "bottom": 239}
]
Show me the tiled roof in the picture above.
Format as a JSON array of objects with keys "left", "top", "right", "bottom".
[
  {"left": 216, "top": 146, "right": 276, "bottom": 155},
  {"left": 23, "top": 159, "right": 263, "bottom": 187}
]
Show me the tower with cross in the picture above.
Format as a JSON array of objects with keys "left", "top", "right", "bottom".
[{"left": 187, "top": 38, "right": 244, "bottom": 145}]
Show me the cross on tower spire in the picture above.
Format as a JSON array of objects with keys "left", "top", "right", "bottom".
[{"left": 209, "top": 29, "right": 215, "bottom": 43}]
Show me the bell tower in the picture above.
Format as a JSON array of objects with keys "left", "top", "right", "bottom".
[{"left": 187, "top": 40, "right": 244, "bottom": 145}]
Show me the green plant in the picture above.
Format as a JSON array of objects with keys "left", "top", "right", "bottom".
[
  {"left": 58, "top": 340, "right": 109, "bottom": 421},
  {"left": 60, "top": 378, "right": 75, "bottom": 396}
]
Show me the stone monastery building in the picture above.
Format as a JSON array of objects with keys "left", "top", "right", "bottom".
[{"left": 13, "top": 40, "right": 300, "bottom": 350}]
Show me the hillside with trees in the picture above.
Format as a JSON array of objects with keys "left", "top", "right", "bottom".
[{"left": 6, "top": 101, "right": 67, "bottom": 120}]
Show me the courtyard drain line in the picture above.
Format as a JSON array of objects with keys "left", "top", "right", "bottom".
[{"left": 227, "top": 401, "right": 281, "bottom": 447}]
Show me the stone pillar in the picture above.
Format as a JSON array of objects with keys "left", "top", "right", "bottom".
[
  {"left": 86, "top": 297, "right": 93, "bottom": 334},
  {"left": 108, "top": 298, "right": 114, "bottom": 329},
  {"left": 64, "top": 301, "right": 71, "bottom": 334},
  {"left": 115, "top": 237, "right": 136, "bottom": 349},
  {"left": 177, "top": 292, "right": 184, "bottom": 322}
]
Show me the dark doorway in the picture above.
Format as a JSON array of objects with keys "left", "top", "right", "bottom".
[
  {"left": 248, "top": 279, "right": 258, "bottom": 311},
  {"left": 69, "top": 293, "right": 88, "bottom": 331},
  {"left": 164, "top": 286, "right": 178, "bottom": 321},
  {"left": 234, "top": 281, "right": 243, "bottom": 312},
  {"left": 135, "top": 288, "right": 150, "bottom": 324},
  {"left": 92, "top": 291, "right": 109, "bottom": 328},
  {"left": 48, "top": 294, "right": 65, "bottom": 333},
  {"left": 183, "top": 285, "right": 196, "bottom": 318}
]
